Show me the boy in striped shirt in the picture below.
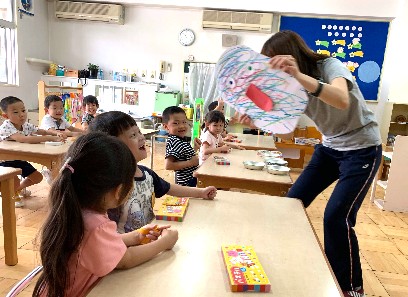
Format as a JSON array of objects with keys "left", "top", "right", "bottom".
[{"left": 163, "top": 106, "right": 201, "bottom": 187}]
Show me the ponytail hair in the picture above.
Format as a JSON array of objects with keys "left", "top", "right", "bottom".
[{"left": 33, "top": 132, "right": 136, "bottom": 297}]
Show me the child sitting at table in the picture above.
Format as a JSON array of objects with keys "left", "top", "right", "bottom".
[
  {"left": 40, "top": 95, "right": 84, "bottom": 137},
  {"left": 0, "top": 96, "right": 65, "bottom": 207},
  {"left": 88, "top": 111, "right": 217, "bottom": 233},
  {"left": 32, "top": 132, "right": 178, "bottom": 297},
  {"left": 207, "top": 98, "right": 239, "bottom": 141},
  {"left": 81, "top": 95, "right": 99, "bottom": 130},
  {"left": 199, "top": 110, "right": 233, "bottom": 165},
  {"left": 162, "top": 106, "right": 202, "bottom": 187},
  {"left": 199, "top": 110, "right": 244, "bottom": 165}
]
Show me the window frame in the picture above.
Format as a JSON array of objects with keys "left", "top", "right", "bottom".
[{"left": 0, "top": 0, "right": 18, "bottom": 86}]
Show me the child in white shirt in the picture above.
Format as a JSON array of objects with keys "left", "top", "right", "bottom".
[
  {"left": 0, "top": 96, "right": 65, "bottom": 207},
  {"left": 40, "top": 95, "right": 84, "bottom": 137},
  {"left": 199, "top": 110, "right": 232, "bottom": 165}
]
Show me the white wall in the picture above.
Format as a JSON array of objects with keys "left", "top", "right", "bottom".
[
  {"left": 0, "top": 0, "right": 49, "bottom": 110},
  {"left": 2, "top": 0, "right": 407, "bottom": 142},
  {"left": 47, "top": 6, "right": 270, "bottom": 91}
]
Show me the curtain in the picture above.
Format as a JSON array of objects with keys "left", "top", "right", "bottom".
[{"left": 188, "top": 63, "right": 218, "bottom": 112}]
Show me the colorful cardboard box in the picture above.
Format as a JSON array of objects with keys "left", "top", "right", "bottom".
[
  {"left": 155, "top": 196, "right": 189, "bottom": 222},
  {"left": 221, "top": 245, "right": 271, "bottom": 292}
]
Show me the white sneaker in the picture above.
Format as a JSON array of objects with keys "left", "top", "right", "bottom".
[
  {"left": 13, "top": 193, "right": 24, "bottom": 208},
  {"left": 41, "top": 168, "right": 53, "bottom": 185},
  {"left": 15, "top": 199, "right": 24, "bottom": 208},
  {"left": 20, "top": 188, "right": 31, "bottom": 197}
]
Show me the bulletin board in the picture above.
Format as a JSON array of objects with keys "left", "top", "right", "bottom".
[{"left": 279, "top": 15, "right": 390, "bottom": 101}]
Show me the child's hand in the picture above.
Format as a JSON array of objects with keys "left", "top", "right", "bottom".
[
  {"left": 138, "top": 224, "right": 159, "bottom": 244},
  {"left": 48, "top": 135, "right": 65, "bottom": 142},
  {"left": 193, "top": 137, "right": 202, "bottom": 151},
  {"left": 160, "top": 229, "right": 178, "bottom": 250},
  {"left": 215, "top": 98, "right": 225, "bottom": 111},
  {"left": 219, "top": 144, "right": 230, "bottom": 153},
  {"left": 138, "top": 224, "right": 172, "bottom": 245},
  {"left": 190, "top": 155, "right": 199, "bottom": 166},
  {"left": 56, "top": 132, "right": 68, "bottom": 141},
  {"left": 224, "top": 134, "right": 234, "bottom": 141},
  {"left": 202, "top": 186, "right": 217, "bottom": 200},
  {"left": 238, "top": 114, "right": 257, "bottom": 129}
]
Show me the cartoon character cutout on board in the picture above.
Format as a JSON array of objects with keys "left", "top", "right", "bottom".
[{"left": 216, "top": 45, "right": 308, "bottom": 134}]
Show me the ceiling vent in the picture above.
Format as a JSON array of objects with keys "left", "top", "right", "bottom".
[
  {"left": 202, "top": 10, "right": 273, "bottom": 33},
  {"left": 55, "top": 1, "right": 124, "bottom": 24}
]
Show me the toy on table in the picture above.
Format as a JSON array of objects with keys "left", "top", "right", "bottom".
[
  {"left": 155, "top": 196, "right": 189, "bottom": 222},
  {"left": 138, "top": 226, "right": 161, "bottom": 245},
  {"left": 213, "top": 156, "right": 230, "bottom": 165},
  {"left": 216, "top": 45, "right": 308, "bottom": 134},
  {"left": 221, "top": 245, "right": 271, "bottom": 292}
]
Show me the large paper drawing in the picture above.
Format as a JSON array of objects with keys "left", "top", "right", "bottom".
[{"left": 216, "top": 45, "right": 308, "bottom": 134}]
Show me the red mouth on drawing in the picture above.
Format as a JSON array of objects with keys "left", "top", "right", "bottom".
[{"left": 245, "top": 83, "right": 273, "bottom": 112}]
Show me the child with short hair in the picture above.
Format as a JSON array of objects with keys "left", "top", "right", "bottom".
[
  {"left": 207, "top": 98, "right": 238, "bottom": 141},
  {"left": 40, "top": 95, "right": 84, "bottom": 137},
  {"left": 81, "top": 95, "right": 99, "bottom": 130},
  {"left": 199, "top": 110, "right": 244, "bottom": 165},
  {"left": 33, "top": 132, "right": 178, "bottom": 297},
  {"left": 162, "top": 106, "right": 202, "bottom": 187},
  {"left": 0, "top": 96, "right": 65, "bottom": 207},
  {"left": 88, "top": 111, "right": 217, "bottom": 233},
  {"left": 199, "top": 110, "right": 231, "bottom": 165}
]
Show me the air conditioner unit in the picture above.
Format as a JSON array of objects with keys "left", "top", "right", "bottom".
[
  {"left": 202, "top": 10, "right": 273, "bottom": 33},
  {"left": 55, "top": 1, "right": 124, "bottom": 24}
]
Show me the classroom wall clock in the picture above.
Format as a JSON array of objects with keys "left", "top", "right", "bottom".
[{"left": 179, "top": 28, "right": 195, "bottom": 46}]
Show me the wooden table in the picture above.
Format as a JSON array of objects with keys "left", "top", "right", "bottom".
[
  {"left": 274, "top": 142, "right": 316, "bottom": 169},
  {"left": 89, "top": 191, "right": 342, "bottom": 297},
  {"left": 1, "top": 167, "right": 22, "bottom": 266},
  {"left": 227, "top": 133, "right": 276, "bottom": 150},
  {"left": 194, "top": 150, "right": 292, "bottom": 196},
  {"left": 0, "top": 141, "right": 72, "bottom": 179}
]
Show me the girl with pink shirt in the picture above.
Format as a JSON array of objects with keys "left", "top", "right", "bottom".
[
  {"left": 199, "top": 110, "right": 243, "bottom": 165},
  {"left": 33, "top": 132, "right": 178, "bottom": 297}
]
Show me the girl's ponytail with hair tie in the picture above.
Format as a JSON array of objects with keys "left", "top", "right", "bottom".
[{"left": 59, "top": 157, "right": 75, "bottom": 174}]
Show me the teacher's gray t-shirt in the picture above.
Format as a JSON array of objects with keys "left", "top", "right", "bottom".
[{"left": 304, "top": 58, "right": 381, "bottom": 151}]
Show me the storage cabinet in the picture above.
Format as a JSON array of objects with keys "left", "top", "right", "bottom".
[
  {"left": 154, "top": 92, "right": 181, "bottom": 113},
  {"left": 371, "top": 136, "right": 408, "bottom": 212},
  {"left": 40, "top": 76, "right": 159, "bottom": 119}
]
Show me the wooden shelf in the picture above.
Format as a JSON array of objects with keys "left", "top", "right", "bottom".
[{"left": 370, "top": 136, "right": 408, "bottom": 212}]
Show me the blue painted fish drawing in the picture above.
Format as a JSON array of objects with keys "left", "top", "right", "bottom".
[{"left": 216, "top": 45, "right": 308, "bottom": 134}]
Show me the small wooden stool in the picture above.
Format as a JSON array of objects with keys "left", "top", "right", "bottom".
[{"left": 1, "top": 167, "right": 22, "bottom": 266}]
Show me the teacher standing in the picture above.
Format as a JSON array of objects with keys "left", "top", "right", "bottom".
[{"left": 261, "top": 30, "right": 382, "bottom": 297}]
